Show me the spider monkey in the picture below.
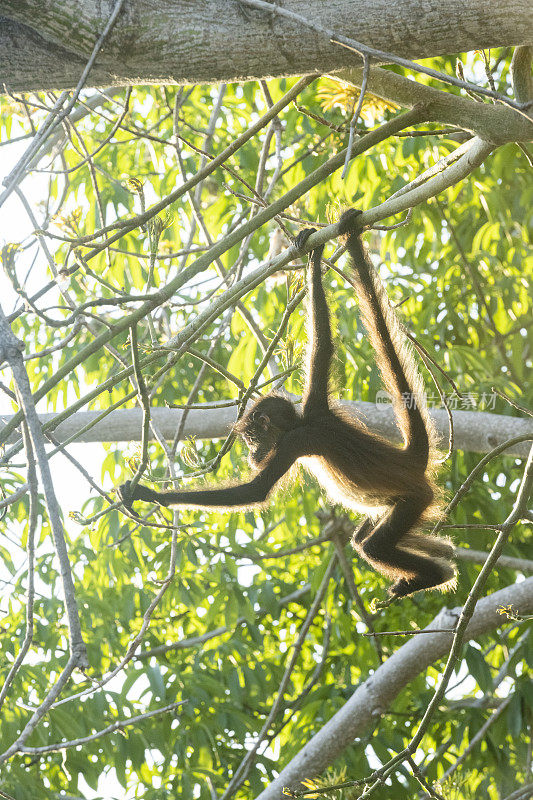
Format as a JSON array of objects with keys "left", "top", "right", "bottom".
[{"left": 118, "top": 209, "right": 456, "bottom": 600}]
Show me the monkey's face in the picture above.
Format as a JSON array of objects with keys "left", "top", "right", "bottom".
[
  {"left": 238, "top": 406, "right": 280, "bottom": 466},
  {"left": 235, "top": 395, "right": 300, "bottom": 466}
]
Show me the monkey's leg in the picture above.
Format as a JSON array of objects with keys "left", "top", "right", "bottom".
[
  {"left": 354, "top": 495, "right": 453, "bottom": 598},
  {"left": 402, "top": 532, "right": 455, "bottom": 561}
]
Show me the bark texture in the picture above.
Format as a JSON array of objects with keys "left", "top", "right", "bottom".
[{"left": 1, "top": 0, "right": 532, "bottom": 91}]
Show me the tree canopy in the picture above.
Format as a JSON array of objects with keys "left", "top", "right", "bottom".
[{"left": 0, "top": 32, "right": 532, "bottom": 800}]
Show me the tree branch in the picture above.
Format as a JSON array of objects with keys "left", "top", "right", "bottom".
[
  {"left": 1, "top": 0, "right": 531, "bottom": 91},
  {"left": 1, "top": 404, "right": 528, "bottom": 456},
  {"left": 253, "top": 576, "right": 533, "bottom": 800},
  {"left": 0, "top": 306, "right": 88, "bottom": 668}
]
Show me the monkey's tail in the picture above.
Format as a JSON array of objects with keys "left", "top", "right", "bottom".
[{"left": 339, "top": 210, "right": 438, "bottom": 471}]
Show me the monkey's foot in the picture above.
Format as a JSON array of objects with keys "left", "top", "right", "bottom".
[
  {"left": 371, "top": 595, "right": 400, "bottom": 612},
  {"left": 294, "top": 227, "right": 317, "bottom": 252}
]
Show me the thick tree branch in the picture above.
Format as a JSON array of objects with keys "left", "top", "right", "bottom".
[
  {"left": 1, "top": 404, "right": 529, "bottom": 457},
  {"left": 1, "top": 0, "right": 531, "bottom": 91},
  {"left": 335, "top": 65, "right": 533, "bottom": 142},
  {"left": 253, "top": 576, "right": 533, "bottom": 800}
]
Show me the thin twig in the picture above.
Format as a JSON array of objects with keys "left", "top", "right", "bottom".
[{"left": 342, "top": 54, "right": 370, "bottom": 179}]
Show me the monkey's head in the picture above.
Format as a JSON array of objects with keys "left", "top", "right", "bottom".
[{"left": 235, "top": 395, "right": 300, "bottom": 467}]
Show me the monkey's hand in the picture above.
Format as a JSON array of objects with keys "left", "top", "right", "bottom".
[
  {"left": 117, "top": 479, "right": 136, "bottom": 513},
  {"left": 117, "top": 480, "right": 162, "bottom": 515},
  {"left": 294, "top": 227, "right": 317, "bottom": 253},
  {"left": 337, "top": 208, "right": 363, "bottom": 237}
]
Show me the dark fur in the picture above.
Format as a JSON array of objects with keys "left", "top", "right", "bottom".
[{"left": 118, "top": 210, "right": 456, "bottom": 599}]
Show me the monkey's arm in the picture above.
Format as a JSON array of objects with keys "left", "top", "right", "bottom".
[
  {"left": 339, "top": 208, "right": 431, "bottom": 464},
  {"left": 297, "top": 229, "right": 333, "bottom": 415},
  {"left": 118, "top": 437, "right": 299, "bottom": 512}
]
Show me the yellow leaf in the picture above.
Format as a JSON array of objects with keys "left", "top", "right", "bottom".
[{"left": 317, "top": 79, "right": 398, "bottom": 124}]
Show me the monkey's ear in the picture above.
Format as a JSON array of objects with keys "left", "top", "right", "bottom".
[{"left": 257, "top": 414, "right": 270, "bottom": 430}]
